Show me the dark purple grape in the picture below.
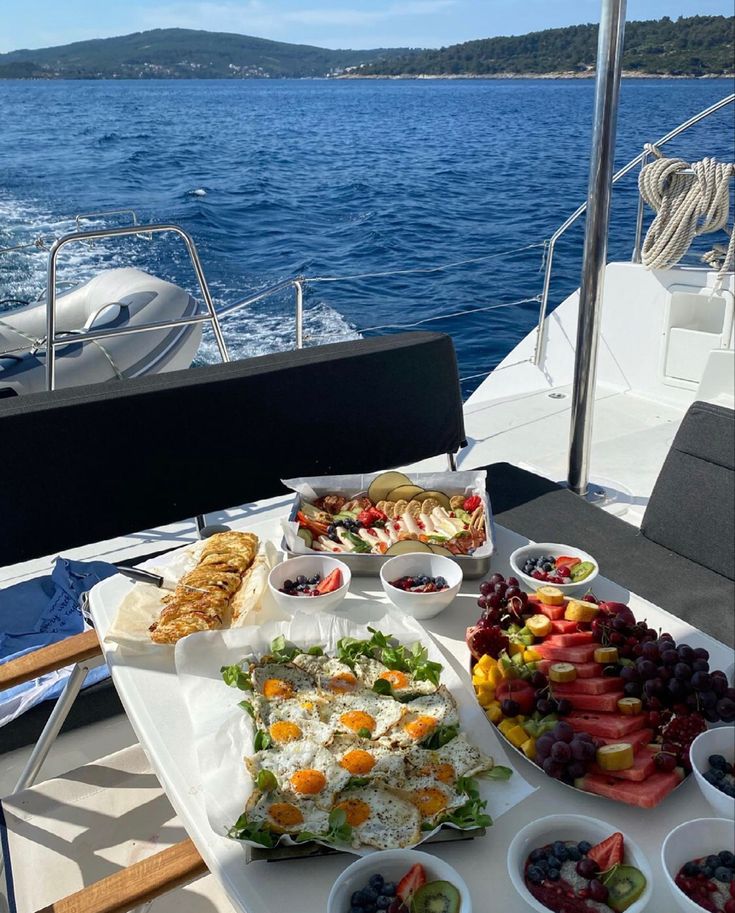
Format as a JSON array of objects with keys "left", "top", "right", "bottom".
[
  {"left": 612, "top": 616, "right": 629, "bottom": 632},
  {"left": 505, "top": 586, "right": 521, "bottom": 599},
  {"left": 556, "top": 699, "right": 572, "bottom": 716},
  {"left": 501, "top": 698, "right": 520, "bottom": 716},
  {"left": 692, "top": 671, "right": 713, "bottom": 692},
  {"left": 551, "top": 741, "right": 572, "bottom": 762},
  {"left": 620, "top": 666, "right": 640, "bottom": 683},
  {"left": 487, "top": 593, "right": 502, "bottom": 610},
  {"left": 530, "top": 671, "right": 547, "bottom": 689},
  {"left": 489, "top": 573, "right": 505, "bottom": 586},
  {"left": 661, "top": 649, "right": 679, "bottom": 666},
  {"left": 553, "top": 721, "right": 574, "bottom": 743},
  {"left": 479, "top": 580, "right": 493, "bottom": 596},
  {"left": 643, "top": 679, "right": 661, "bottom": 698},
  {"left": 624, "top": 681, "right": 643, "bottom": 698},
  {"left": 570, "top": 739, "right": 589, "bottom": 761},
  {"left": 674, "top": 663, "right": 692, "bottom": 681},
  {"left": 588, "top": 879, "right": 609, "bottom": 902},
  {"left": 507, "top": 576, "right": 519, "bottom": 587},
  {"left": 536, "top": 699, "right": 552, "bottom": 715},
  {"left": 542, "top": 758, "right": 564, "bottom": 779},
  {"left": 536, "top": 734, "right": 555, "bottom": 757},
  {"left": 699, "top": 690, "right": 717, "bottom": 709},
  {"left": 547, "top": 698, "right": 559, "bottom": 713},
  {"left": 567, "top": 761, "right": 586, "bottom": 779},
  {"left": 576, "top": 858, "right": 599, "bottom": 879},
  {"left": 716, "top": 698, "right": 735, "bottom": 722},
  {"left": 727, "top": 688, "right": 735, "bottom": 702},
  {"left": 477, "top": 596, "right": 488, "bottom": 610},
  {"left": 677, "top": 644, "right": 695, "bottom": 663},
  {"left": 641, "top": 642, "right": 660, "bottom": 662},
  {"left": 712, "top": 676, "right": 728, "bottom": 697},
  {"left": 494, "top": 582, "right": 508, "bottom": 596},
  {"left": 668, "top": 679, "right": 686, "bottom": 700},
  {"left": 637, "top": 660, "right": 658, "bottom": 679},
  {"left": 703, "top": 707, "right": 720, "bottom": 723},
  {"left": 686, "top": 694, "right": 700, "bottom": 711},
  {"left": 693, "top": 647, "right": 710, "bottom": 662},
  {"left": 692, "top": 659, "right": 710, "bottom": 674}
]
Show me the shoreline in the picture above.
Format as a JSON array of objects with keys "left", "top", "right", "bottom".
[{"left": 337, "top": 70, "right": 734, "bottom": 80}]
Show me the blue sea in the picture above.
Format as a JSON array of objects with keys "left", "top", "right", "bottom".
[{"left": 1, "top": 78, "right": 733, "bottom": 395}]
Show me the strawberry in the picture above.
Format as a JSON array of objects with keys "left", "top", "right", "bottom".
[
  {"left": 397, "top": 863, "right": 426, "bottom": 904},
  {"left": 314, "top": 569, "right": 342, "bottom": 594},
  {"left": 588, "top": 832, "right": 624, "bottom": 871},
  {"left": 463, "top": 495, "right": 482, "bottom": 512}
]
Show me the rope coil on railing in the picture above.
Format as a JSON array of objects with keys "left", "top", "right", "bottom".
[{"left": 638, "top": 144, "right": 735, "bottom": 276}]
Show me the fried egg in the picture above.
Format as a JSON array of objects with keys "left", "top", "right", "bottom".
[
  {"left": 332, "top": 785, "right": 422, "bottom": 849},
  {"left": 249, "top": 742, "right": 351, "bottom": 808},
  {"left": 245, "top": 791, "right": 329, "bottom": 835},
  {"left": 353, "top": 656, "right": 437, "bottom": 698},
  {"left": 254, "top": 696, "right": 335, "bottom": 747},
  {"left": 400, "top": 774, "right": 467, "bottom": 825},
  {"left": 405, "top": 733, "right": 495, "bottom": 782},
  {"left": 329, "top": 691, "right": 407, "bottom": 740},
  {"left": 383, "top": 685, "right": 460, "bottom": 747},
  {"left": 330, "top": 734, "right": 407, "bottom": 788},
  {"left": 251, "top": 662, "right": 316, "bottom": 700}
]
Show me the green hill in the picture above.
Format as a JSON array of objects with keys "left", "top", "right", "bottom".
[
  {"left": 0, "top": 28, "right": 414, "bottom": 79},
  {"left": 359, "top": 16, "right": 735, "bottom": 77}
]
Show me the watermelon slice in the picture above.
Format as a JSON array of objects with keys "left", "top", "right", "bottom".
[
  {"left": 588, "top": 832, "right": 624, "bottom": 869},
  {"left": 551, "top": 676, "right": 624, "bottom": 695},
  {"left": 535, "top": 642, "right": 599, "bottom": 663},
  {"left": 590, "top": 749, "right": 656, "bottom": 782},
  {"left": 562, "top": 691, "right": 625, "bottom": 712},
  {"left": 577, "top": 768, "right": 683, "bottom": 808},
  {"left": 538, "top": 659, "right": 603, "bottom": 679},
  {"left": 536, "top": 602, "right": 566, "bottom": 621},
  {"left": 546, "top": 632, "right": 595, "bottom": 647},
  {"left": 596, "top": 728, "right": 654, "bottom": 753},
  {"left": 568, "top": 711, "right": 647, "bottom": 740},
  {"left": 549, "top": 619, "right": 584, "bottom": 634}
]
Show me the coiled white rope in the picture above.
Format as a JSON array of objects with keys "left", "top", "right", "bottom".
[{"left": 638, "top": 144, "right": 734, "bottom": 276}]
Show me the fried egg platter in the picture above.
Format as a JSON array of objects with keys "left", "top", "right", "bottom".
[{"left": 223, "top": 630, "right": 508, "bottom": 851}]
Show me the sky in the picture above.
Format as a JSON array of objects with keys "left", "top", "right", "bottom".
[{"left": 1, "top": 0, "right": 733, "bottom": 54}]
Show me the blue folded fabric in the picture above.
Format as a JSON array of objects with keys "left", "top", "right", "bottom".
[{"left": 0, "top": 558, "right": 117, "bottom": 728}]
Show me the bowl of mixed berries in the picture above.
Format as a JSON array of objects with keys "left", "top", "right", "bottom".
[
  {"left": 689, "top": 726, "right": 735, "bottom": 818},
  {"left": 380, "top": 553, "right": 462, "bottom": 619},
  {"left": 510, "top": 542, "right": 598, "bottom": 596},
  {"left": 662, "top": 817, "right": 735, "bottom": 913}
]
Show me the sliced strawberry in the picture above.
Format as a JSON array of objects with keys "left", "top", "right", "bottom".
[
  {"left": 397, "top": 863, "right": 426, "bottom": 904},
  {"left": 588, "top": 831, "right": 624, "bottom": 871},
  {"left": 556, "top": 555, "right": 582, "bottom": 569},
  {"left": 463, "top": 495, "right": 482, "bottom": 512},
  {"left": 314, "top": 569, "right": 342, "bottom": 594}
]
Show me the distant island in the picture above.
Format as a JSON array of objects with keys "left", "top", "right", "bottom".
[{"left": 0, "top": 16, "right": 732, "bottom": 81}]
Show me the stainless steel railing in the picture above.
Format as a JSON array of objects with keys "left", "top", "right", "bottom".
[{"left": 533, "top": 92, "right": 735, "bottom": 366}]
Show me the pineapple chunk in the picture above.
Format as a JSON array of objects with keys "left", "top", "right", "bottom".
[
  {"left": 506, "top": 724, "right": 528, "bottom": 748},
  {"left": 521, "top": 737, "right": 537, "bottom": 760},
  {"left": 484, "top": 702, "right": 503, "bottom": 724},
  {"left": 475, "top": 683, "right": 496, "bottom": 706},
  {"left": 476, "top": 653, "right": 497, "bottom": 671}
]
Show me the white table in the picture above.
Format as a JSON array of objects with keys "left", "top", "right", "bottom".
[{"left": 87, "top": 498, "right": 733, "bottom": 913}]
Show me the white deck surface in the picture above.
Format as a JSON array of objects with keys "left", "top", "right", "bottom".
[{"left": 3, "top": 499, "right": 729, "bottom": 913}]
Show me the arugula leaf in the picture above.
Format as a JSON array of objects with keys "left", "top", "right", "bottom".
[
  {"left": 357, "top": 727, "right": 373, "bottom": 739},
  {"left": 269, "top": 635, "right": 300, "bottom": 663},
  {"left": 345, "top": 531, "right": 372, "bottom": 553},
  {"left": 256, "top": 769, "right": 278, "bottom": 792},
  {"left": 220, "top": 663, "right": 252, "bottom": 691},
  {"left": 435, "top": 777, "right": 493, "bottom": 830},
  {"left": 484, "top": 765, "right": 513, "bottom": 781},
  {"left": 296, "top": 807, "right": 353, "bottom": 846},
  {"left": 227, "top": 814, "right": 276, "bottom": 847},
  {"left": 420, "top": 723, "right": 459, "bottom": 750},
  {"left": 372, "top": 678, "right": 393, "bottom": 696},
  {"left": 254, "top": 729, "right": 272, "bottom": 751},
  {"left": 345, "top": 776, "right": 371, "bottom": 789},
  {"left": 307, "top": 645, "right": 324, "bottom": 656},
  {"left": 238, "top": 700, "right": 255, "bottom": 717}
]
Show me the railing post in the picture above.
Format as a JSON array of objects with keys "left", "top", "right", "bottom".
[
  {"left": 568, "top": 0, "right": 627, "bottom": 498},
  {"left": 46, "top": 241, "right": 60, "bottom": 390},
  {"left": 294, "top": 280, "right": 304, "bottom": 349},
  {"left": 632, "top": 147, "right": 649, "bottom": 263}
]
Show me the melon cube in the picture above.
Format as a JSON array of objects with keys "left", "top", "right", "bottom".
[
  {"left": 567, "top": 711, "right": 647, "bottom": 740},
  {"left": 578, "top": 768, "right": 682, "bottom": 808},
  {"left": 551, "top": 676, "right": 624, "bottom": 695}
]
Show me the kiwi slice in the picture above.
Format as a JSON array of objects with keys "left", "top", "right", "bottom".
[
  {"left": 384, "top": 540, "right": 433, "bottom": 556},
  {"left": 412, "top": 489, "right": 452, "bottom": 510},
  {"left": 386, "top": 484, "right": 425, "bottom": 501},
  {"left": 604, "top": 864, "right": 647, "bottom": 912},
  {"left": 367, "top": 471, "right": 412, "bottom": 504},
  {"left": 411, "top": 880, "right": 461, "bottom": 913}
]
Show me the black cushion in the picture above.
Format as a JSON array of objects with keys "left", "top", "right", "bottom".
[
  {"left": 642, "top": 402, "right": 735, "bottom": 580},
  {"left": 485, "top": 462, "right": 735, "bottom": 646},
  {"left": 0, "top": 332, "right": 464, "bottom": 565}
]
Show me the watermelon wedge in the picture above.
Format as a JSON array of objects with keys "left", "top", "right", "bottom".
[
  {"left": 596, "top": 728, "right": 654, "bottom": 753},
  {"left": 536, "top": 603, "right": 566, "bottom": 621},
  {"left": 546, "top": 632, "right": 595, "bottom": 647},
  {"left": 538, "top": 659, "right": 603, "bottom": 679},
  {"left": 590, "top": 749, "right": 656, "bottom": 782},
  {"left": 568, "top": 711, "right": 647, "bottom": 739},
  {"left": 549, "top": 619, "right": 584, "bottom": 634},
  {"left": 562, "top": 691, "right": 625, "bottom": 712},
  {"left": 535, "top": 642, "right": 599, "bottom": 663},
  {"left": 577, "top": 768, "right": 683, "bottom": 808},
  {"left": 551, "top": 676, "right": 624, "bottom": 695}
]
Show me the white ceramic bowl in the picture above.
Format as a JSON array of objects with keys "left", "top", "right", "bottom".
[
  {"left": 507, "top": 814, "right": 652, "bottom": 913},
  {"left": 327, "top": 848, "right": 472, "bottom": 913},
  {"left": 267, "top": 555, "right": 350, "bottom": 613},
  {"left": 689, "top": 726, "right": 735, "bottom": 818},
  {"left": 509, "top": 542, "right": 599, "bottom": 596},
  {"left": 662, "top": 818, "right": 735, "bottom": 913},
  {"left": 379, "top": 553, "right": 463, "bottom": 619}
]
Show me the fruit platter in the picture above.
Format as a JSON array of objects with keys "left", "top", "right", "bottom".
[
  {"left": 466, "top": 563, "right": 735, "bottom": 809},
  {"left": 280, "top": 470, "right": 494, "bottom": 577}
]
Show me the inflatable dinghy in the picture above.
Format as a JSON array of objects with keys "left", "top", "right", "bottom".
[{"left": 0, "top": 268, "right": 203, "bottom": 395}]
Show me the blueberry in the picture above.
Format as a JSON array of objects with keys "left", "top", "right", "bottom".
[
  {"left": 363, "top": 887, "right": 379, "bottom": 903},
  {"left": 547, "top": 856, "right": 562, "bottom": 870},
  {"left": 284, "top": 579, "right": 294, "bottom": 589},
  {"left": 719, "top": 851, "right": 735, "bottom": 867},
  {"left": 363, "top": 905, "right": 377, "bottom": 913},
  {"left": 351, "top": 889, "right": 367, "bottom": 905},
  {"left": 703, "top": 865, "right": 714, "bottom": 877},
  {"left": 707, "top": 855, "right": 721, "bottom": 869},
  {"left": 382, "top": 882, "right": 396, "bottom": 897},
  {"left": 715, "top": 867, "right": 733, "bottom": 882},
  {"left": 553, "top": 841, "right": 568, "bottom": 861},
  {"left": 547, "top": 868, "right": 560, "bottom": 881},
  {"left": 310, "top": 574, "right": 321, "bottom": 585},
  {"left": 578, "top": 841, "right": 592, "bottom": 854},
  {"left": 435, "top": 576, "right": 447, "bottom": 588},
  {"left": 683, "top": 861, "right": 701, "bottom": 876},
  {"left": 368, "top": 874, "right": 384, "bottom": 891},
  {"left": 709, "top": 754, "right": 729, "bottom": 771},
  {"left": 376, "top": 899, "right": 391, "bottom": 910},
  {"left": 711, "top": 768, "right": 725, "bottom": 780},
  {"left": 350, "top": 907, "right": 363, "bottom": 913},
  {"left": 530, "top": 848, "right": 546, "bottom": 863},
  {"left": 527, "top": 865, "right": 544, "bottom": 884},
  {"left": 566, "top": 846, "right": 581, "bottom": 861},
  {"left": 704, "top": 770, "right": 718, "bottom": 784}
]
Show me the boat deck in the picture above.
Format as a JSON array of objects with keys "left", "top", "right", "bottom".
[{"left": 458, "top": 382, "right": 685, "bottom": 525}]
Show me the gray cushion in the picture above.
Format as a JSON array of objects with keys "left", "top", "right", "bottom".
[{"left": 642, "top": 401, "right": 735, "bottom": 580}]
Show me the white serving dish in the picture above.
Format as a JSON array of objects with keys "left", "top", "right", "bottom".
[
  {"left": 508, "top": 814, "right": 653, "bottom": 913},
  {"left": 379, "top": 553, "right": 462, "bottom": 619},
  {"left": 328, "top": 848, "right": 473, "bottom": 913},
  {"left": 509, "top": 541, "right": 599, "bottom": 596},
  {"left": 662, "top": 817, "right": 735, "bottom": 913},
  {"left": 267, "top": 554, "right": 351, "bottom": 613},
  {"left": 689, "top": 726, "right": 735, "bottom": 818}
]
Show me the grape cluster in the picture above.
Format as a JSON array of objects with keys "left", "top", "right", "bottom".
[
  {"left": 535, "top": 720, "right": 597, "bottom": 783},
  {"left": 590, "top": 609, "right": 659, "bottom": 662},
  {"left": 613, "top": 636, "right": 734, "bottom": 724},
  {"left": 477, "top": 572, "right": 529, "bottom": 622}
]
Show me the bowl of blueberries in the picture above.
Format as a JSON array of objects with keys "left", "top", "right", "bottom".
[
  {"left": 689, "top": 726, "right": 735, "bottom": 818},
  {"left": 509, "top": 542, "right": 598, "bottom": 596},
  {"left": 379, "top": 554, "right": 463, "bottom": 619},
  {"left": 268, "top": 555, "right": 351, "bottom": 613}
]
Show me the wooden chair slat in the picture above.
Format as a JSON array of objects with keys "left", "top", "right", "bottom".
[{"left": 0, "top": 630, "right": 102, "bottom": 690}]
